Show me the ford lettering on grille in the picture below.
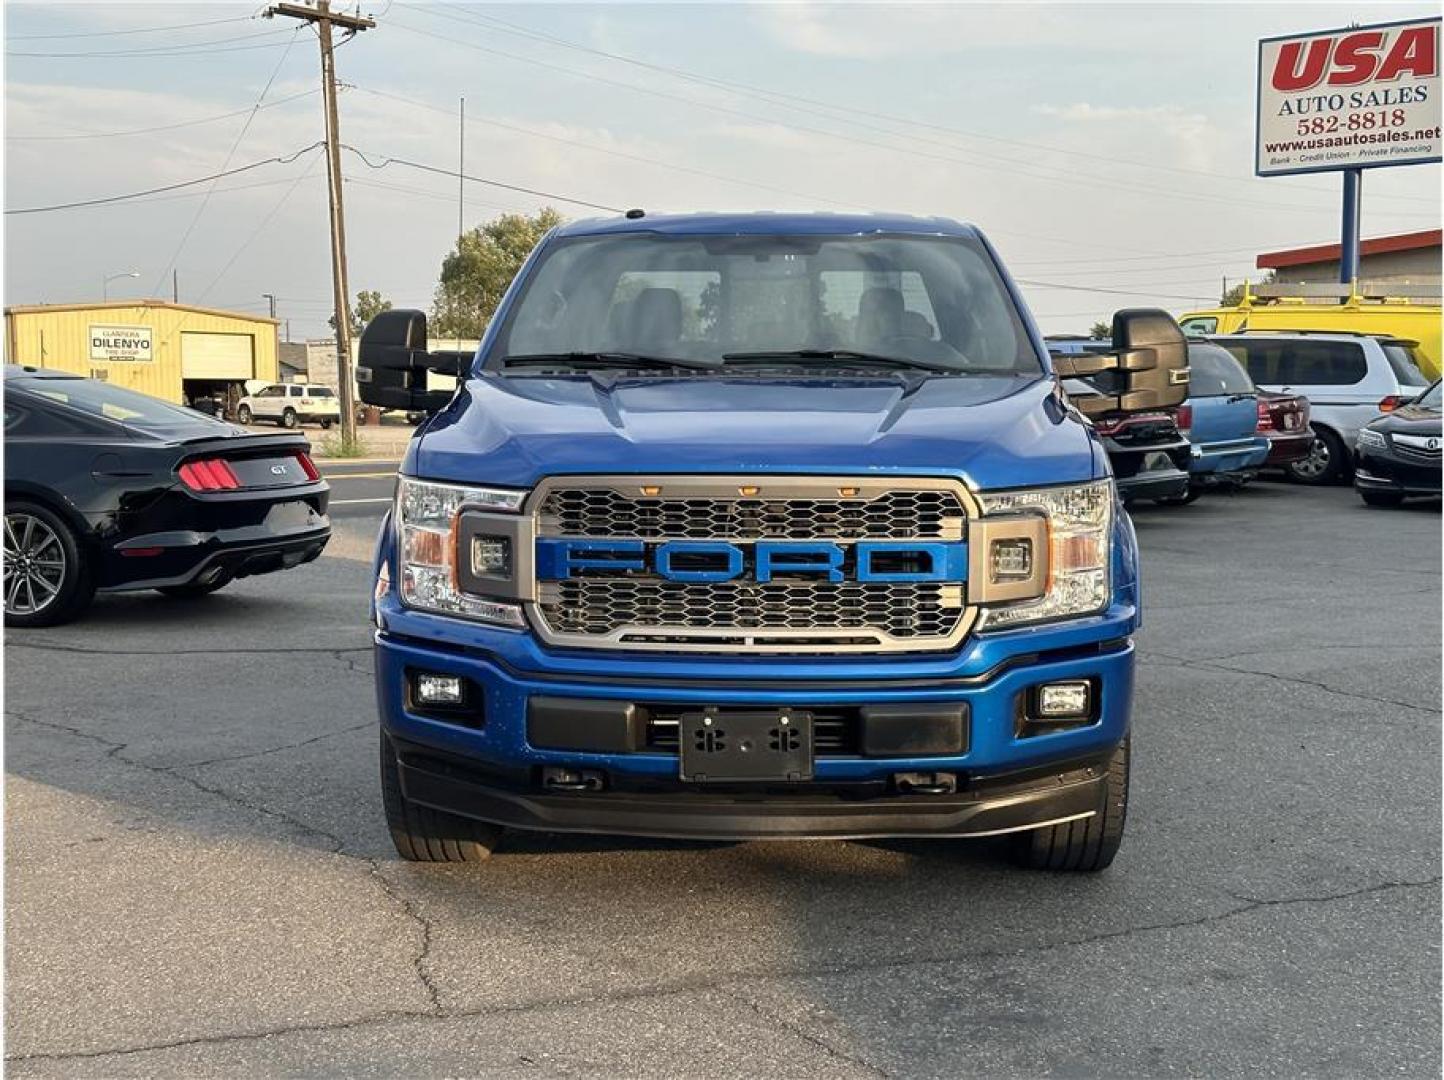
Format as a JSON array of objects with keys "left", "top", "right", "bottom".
[
  {"left": 536, "top": 539, "right": 967, "bottom": 584},
  {"left": 527, "top": 476, "right": 980, "bottom": 654}
]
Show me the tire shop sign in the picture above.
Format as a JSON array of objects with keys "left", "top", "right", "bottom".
[
  {"left": 1257, "top": 17, "right": 1442, "bottom": 176},
  {"left": 89, "top": 325, "right": 153, "bottom": 362}
]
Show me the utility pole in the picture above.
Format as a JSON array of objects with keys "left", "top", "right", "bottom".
[
  {"left": 262, "top": 293, "right": 277, "bottom": 320},
  {"left": 172, "top": 269, "right": 179, "bottom": 303},
  {"left": 457, "top": 95, "right": 465, "bottom": 351},
  {"left": 265, "top": 1, "right": 374, "bottom": 445}
]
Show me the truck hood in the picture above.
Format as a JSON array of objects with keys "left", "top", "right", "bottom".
[{"left": 411, "top": 373, "right": 1102, "bottom": 489}]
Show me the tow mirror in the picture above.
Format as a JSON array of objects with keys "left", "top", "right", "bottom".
[
  {"left": 355, "top": 309, "right": 463, "bottom": 414},
  {"left": 1052, "top": 308, "right": 1189, "bottom": 417}
]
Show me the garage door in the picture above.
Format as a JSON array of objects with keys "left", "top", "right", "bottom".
[{"left": 181, "top": 332, "right": 254, "bottom": 379}]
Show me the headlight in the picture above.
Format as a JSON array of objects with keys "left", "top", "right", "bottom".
[
  {"left": 1356, "top": 428, "right": 1387, "bottom": 450},
  {"left": 973, "top": 480, "right": 1113, "bottom": 631},
  {"left": 395, "top": 477, "right": 529, "bottom": 627}
]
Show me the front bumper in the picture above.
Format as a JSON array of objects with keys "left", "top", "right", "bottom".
[
  {"left": 373, "top": 601, "right": 1136, "bottom": 839},
  {"left": 390, "top": 732, "right": 1113, "bottom": 840},
  {"left": 1354, "top": 463, "right": 1441, "bottom": 497}
]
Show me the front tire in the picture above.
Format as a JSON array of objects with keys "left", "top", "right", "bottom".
[
  {"left": 1287, "top": 427, "right": 1346, "bottom": 485},
  {"left": 281, "top": 407, "right": 298, "bottom": 430},
  {"left": 319, "top": 419, "right": 333, "bottom": 430},
  {"left": 1013, "top": 737, "right": 1129, "bottom": 872},
  {"left": 3, "top": 501, "right": 94, "bottom": 627},
  {"left": 381, "top": 733, "right": 502, "bottom": 862},
  {"left": 1359, "top": 489, "right": 1404, "bottom": 508},
  {"left": 237, "top": 404, "right": 253, "bottom": 424}
]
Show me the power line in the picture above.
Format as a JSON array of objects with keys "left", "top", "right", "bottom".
[
  {"left": 348, "top": 84, "right": 871, "bottom": 211},
  {"left": 4, "top": 144, "right": 324, "bottom": 215},
  {"left": 5, "top": 88, "right": 319, "bottom": 142},
  {"left": 7, "top": 14, "right": 256, "bottom": 40},
  {"left": 150, "top": 26, "right": 306, "bottom": 296},
  {"left": 342, "top": 145, "right": 625, "bottom": 212},
  {"left": 8, "top": 28, "right": 300, "bottom": 59},
  {"left": 1015, "top": 278, "right": 1216, "bottom": 303},
  {"left": 423, "top": 2, "right": 1440, "bottom": 208},
  {"left": 384, "top": 17, "right": 1433, "bottom": 223}
]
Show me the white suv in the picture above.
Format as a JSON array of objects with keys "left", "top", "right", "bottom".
[
  {"left": 1210, "top": 332, "right": 1430, "bottom": 484},
  {"left": 237, "top": 383, "right": 342, "bottom": 430}
]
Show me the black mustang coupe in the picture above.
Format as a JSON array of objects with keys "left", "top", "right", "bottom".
[{"left": 4, "top": 366, "right": 330, "bottom": 626}]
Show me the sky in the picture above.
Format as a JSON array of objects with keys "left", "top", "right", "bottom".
[{"left": 4, "top": 0, "right": 1441, "bottom": 339}]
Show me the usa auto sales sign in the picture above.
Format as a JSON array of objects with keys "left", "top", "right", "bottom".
[{"left": 1257, "top": 17, "right": 1441, "bottom": 176}]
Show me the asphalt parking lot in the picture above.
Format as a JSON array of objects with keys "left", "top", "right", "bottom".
[{"left": 5, "top": 477, "right": 1440, "bottom": 1077}]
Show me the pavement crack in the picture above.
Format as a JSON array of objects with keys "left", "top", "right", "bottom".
[
  {"left": 734, "top": 995, "right": 890, "bottom": 1077},
  {"left": 7, "top": 641, "right": 371, "bottom": 658},
  {"left": 366, "top": 865, "right": 445, "bottom": 1015},
  {"left": 12, "top": 876, "right": 1437, "bottom": 1067},
  {"left": 171, "top": 722, "right": 374, "bottom": 770},
  {"left": 1142, "top": 650, "right": 1440, "bottom": 715}
]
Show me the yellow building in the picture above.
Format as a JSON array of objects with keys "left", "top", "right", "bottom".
[{"left": 4, "top": 300, "right": 280, "bottom": 407}]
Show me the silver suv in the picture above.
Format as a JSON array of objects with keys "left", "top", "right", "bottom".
[{"left": 1209, "top": 332, "right": 1430, "bottom": 484}]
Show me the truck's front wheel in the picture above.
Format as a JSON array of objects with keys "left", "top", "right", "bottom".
[
  {"left": 1012, "top": 736, "right": 1129, "bottom": 871},
  {"left": 380, "top": 733, "right": 503, "bottom": 861}
]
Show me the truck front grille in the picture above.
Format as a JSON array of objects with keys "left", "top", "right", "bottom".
[{"left": 527, "top": 476, "right": 977, "bottom": 654}]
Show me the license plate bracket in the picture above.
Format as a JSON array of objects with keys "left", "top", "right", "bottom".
[{"left": 678, "top": 708, "right": 813, "bottom": 783}]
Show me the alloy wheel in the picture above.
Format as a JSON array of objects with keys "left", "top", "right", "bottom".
[
  {"left": 1292, "top": 436, "right": 1330, "bottom": 480},
  {"left": 3, "top": 513, "right": 67, "bottom": 616}
]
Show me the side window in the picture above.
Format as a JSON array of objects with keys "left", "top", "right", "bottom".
[
  {"left": 289, "top": 385, "right": 304, "bottom": 397},
  {"left": 1180, "top": 317, "right": 1217, "bottom": 336},
  {"left": 4, "top": 400, "right": 82, "bottom": 436},
  {"left": 1280, "top": 341, "right": 1367, "bottom": 386}
]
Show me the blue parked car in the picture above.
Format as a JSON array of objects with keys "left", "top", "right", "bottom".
[{"left": 1161, "top": 342, "right": 1270, "bottom": 504}]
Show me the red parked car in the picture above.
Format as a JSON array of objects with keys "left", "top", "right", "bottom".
[{"left": 1256, "top": 392, "right": 1312, "bottom": 468}]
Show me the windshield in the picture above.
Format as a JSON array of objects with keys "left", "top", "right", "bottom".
[
  {"left": 491, "top": 232, "right": 1041, "bottom": 374},
  {"left": 13, "top": 376, "right": 227, "bottom": 432}
]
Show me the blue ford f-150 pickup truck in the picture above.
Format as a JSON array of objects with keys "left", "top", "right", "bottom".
[{"left": 356, "top": 212, "right": 1189, "bottom": 871}]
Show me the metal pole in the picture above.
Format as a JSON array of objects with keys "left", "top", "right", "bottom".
[
  {"left": 318, "top": 2, "right": 358, "bottom": 445},
  {"left": 458, "top": 95, "right": 465, "bottom": 351},
  {"left": 1340, "top": 168, "right": 1362, "bottom": 288},
  {"left": 263, "top": 293, "right": 277, "bottom": 320},
  {"left": 172, "top": 268, "right": 178, "bottom": 303}
]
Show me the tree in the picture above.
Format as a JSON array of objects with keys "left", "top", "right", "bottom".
[
  {"left": 1088, "top": 321, "right": 1111, "bottom": 340},
  {"left": 1221, "top": 271, "right": 1274, "bottom": 307},
  {"left": 329, "top": 289, "right": 392, "bottom": 338},
  {"left": 431, "top": 208, "right": 565, "bottom": 338}
]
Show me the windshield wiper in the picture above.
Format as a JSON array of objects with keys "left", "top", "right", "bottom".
[
  {"left": 719, "top": 349, "right": 955, "bottom": 373},
  {"left": 502, "top": 351, "right": 719, "bottom": 371}
]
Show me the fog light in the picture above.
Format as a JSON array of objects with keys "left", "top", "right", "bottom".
[
  {"left": 416, "top": 673, "right": 464, "bottom": 706},
  {"left": 1037, "top": 681, "right": 1091, "bottom": 719},
  {"left": 990, "top": 538, "right": 1034, "bottom": 582},
  {"left": 469, "top": 534, "right": 511, "bottom": 578}
]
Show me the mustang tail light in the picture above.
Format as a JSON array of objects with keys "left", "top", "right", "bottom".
[
  {"left": 178, "top": 458, "right": 241, "bottom": 492},
  {"left": 293, "top": 450, "right": 321, "bottom": 482}
]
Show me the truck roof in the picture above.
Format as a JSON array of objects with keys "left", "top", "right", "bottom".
[{"left": 553, "top": 211, "right": 979, "bottom": 239}]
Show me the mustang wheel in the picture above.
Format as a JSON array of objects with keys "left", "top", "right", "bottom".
[{"left": 3, "top": 502, "right": 94, "bottom": 627}]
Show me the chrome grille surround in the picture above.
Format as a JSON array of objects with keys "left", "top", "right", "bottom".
[{"left": 526, "top": 475, "right": 979, "bottom": 654}]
